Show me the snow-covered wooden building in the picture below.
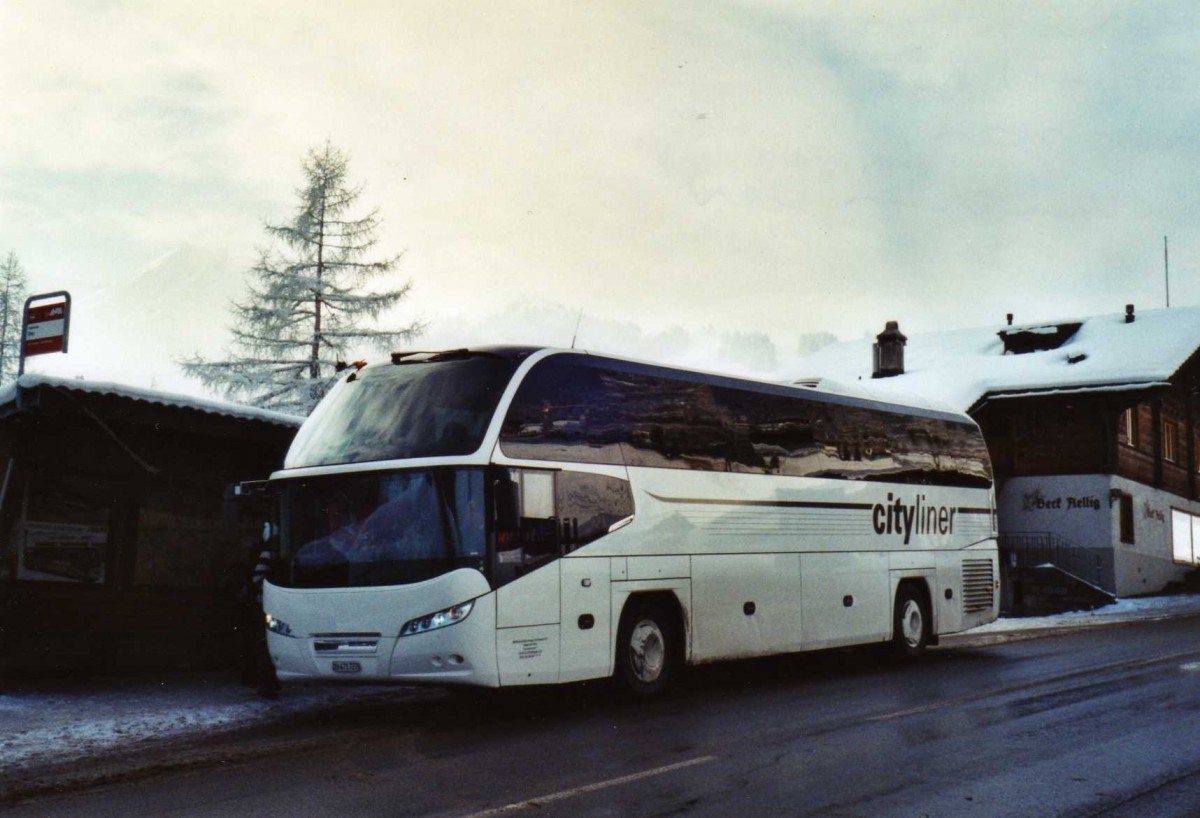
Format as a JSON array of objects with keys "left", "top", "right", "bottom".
[
  {"left": 800, "top": 304, "right": 1200, "bottom": 598},
  {"left": 0, "top": 375, "right": 300, "bottom": 676}
]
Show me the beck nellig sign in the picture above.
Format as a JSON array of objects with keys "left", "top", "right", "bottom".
[{"left": 19, "top": 290, "right": 72, "bottom": 375}]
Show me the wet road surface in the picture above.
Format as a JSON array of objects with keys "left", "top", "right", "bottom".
[{"left": 8, "top": 615, "right": 1200, "bottom": 817}]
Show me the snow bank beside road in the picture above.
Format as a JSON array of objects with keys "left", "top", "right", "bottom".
[
  {"left": 0, "top": 674, "right": 420, "bottom": 776},
  {"left": 963, "top": 592, "right": 1200, "bottom": 635}
]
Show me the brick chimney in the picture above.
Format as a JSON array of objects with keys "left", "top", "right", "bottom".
[{"left": 873, "top": 320, "right": 907, "bottom": 378}]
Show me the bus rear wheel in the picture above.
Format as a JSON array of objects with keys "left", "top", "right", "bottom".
[
  {"left": 891, "top": 585, "right": 930, "bottom": 658},
  {"left": 615, "top": 601, "right": 677, "bottom": 697}
]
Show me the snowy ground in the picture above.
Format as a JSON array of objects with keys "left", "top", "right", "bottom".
[
  {"left": 3, "top": 593, "right": 1199, "bottom": 777},
  {"left": 964, "top": 592, "right": 1200, "bottom": 634},
  {"left": 0, "top": 674, "right": 425, "bottom": 778}
]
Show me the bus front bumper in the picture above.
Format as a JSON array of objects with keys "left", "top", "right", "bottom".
[{"left": 268, "top": 594, "right": 501, "bottom": 688}]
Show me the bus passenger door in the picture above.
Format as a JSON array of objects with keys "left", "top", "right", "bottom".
[
  {"left": 559, "top": 557, "right": 611, "bottom": 682},
  {"left": 495, "top": 468, "right": 562, "bottom": 685},
  {"left": 495, "top": 575, "right": 560, "bottom": 685}
]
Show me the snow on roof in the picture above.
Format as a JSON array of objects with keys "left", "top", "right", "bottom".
[
  {"left": 0, "top": 374, "right": 304, "bottom": 427},
  {"left": 796, "top": 305, "right": 1200, "bottom": 412},
  {"left": 793, "top": 376, "right": 967, "bottom": 418}
]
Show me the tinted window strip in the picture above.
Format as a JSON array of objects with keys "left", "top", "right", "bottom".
[
  {"left": 500, "top": 353, "right": 993, "bottom": 488},
  {"left": 646, "top": 493, "right": 872, "bottom": 510},
  {"left": 572, "top": 351, "right": 969, "bottom": 425}
]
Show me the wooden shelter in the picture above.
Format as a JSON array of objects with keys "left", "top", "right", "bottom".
[{"left": 0, "top": 375, "right": 299, "bottom": 676}]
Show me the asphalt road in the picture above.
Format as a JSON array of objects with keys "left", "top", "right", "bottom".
[{"left": 8, "top": 615, "right": 1200, "bottom": 818}]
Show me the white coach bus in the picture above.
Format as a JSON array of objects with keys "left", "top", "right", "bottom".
[{"left": 262, "top": 347, "right": 998, "bottom": 695}]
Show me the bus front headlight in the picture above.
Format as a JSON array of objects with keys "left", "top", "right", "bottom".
[
  {"left": 400, "top": 600, "right": 475, "bottom": 637},
  {"left": 265, "top": 613, "right": 294, "bottom": 637}
]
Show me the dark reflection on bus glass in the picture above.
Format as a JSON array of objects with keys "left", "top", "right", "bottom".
[
  {"left": 557, "top": 470, "right": 634, "bottom": 549},
  {"left": 499, "top": 356, "right": 626, "bottom": 465},
  {"left": 288, "top": 357, "right": 519, "bottom": 468},
  {"left": 499, "top": 354, "right": 991, "bottom": 488},
  {"left": 274, "top": 468, "right": 487, "bottom": 589},
  {"left": 492, "top": 467, "right": 634, "bottom": 588},
  {"left": 609, "top": 370, "right": 727, "bottom": 471}
]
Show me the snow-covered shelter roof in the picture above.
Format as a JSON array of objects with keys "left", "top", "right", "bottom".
[
  {"left": 0, "top": 374, "right": 303, "bottom": 427},
  {"left": 796, "top": 305, "right": 1200, "bottom": 413}
]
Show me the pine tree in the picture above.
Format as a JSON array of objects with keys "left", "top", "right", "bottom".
[
  {"left": 0, "top": 252, "right": 30, "bottom": 385},
  {"left": 182, "top": 143, "right": 423, "bottom": 414}
]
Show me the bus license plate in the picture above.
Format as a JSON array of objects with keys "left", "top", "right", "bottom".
[{"left": 332, "top": 661, "right": 362, "bottom": 674}]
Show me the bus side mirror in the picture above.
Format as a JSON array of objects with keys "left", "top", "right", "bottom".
[
  {"left": 234, "top": 479, "right": 277, "bottom": 497},
  {"left": 224, "top": 479, "right": 280, "bottom": 547}
]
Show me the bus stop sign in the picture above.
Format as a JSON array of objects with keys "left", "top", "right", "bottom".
[{"left": 19, "top": 291, "right": 71, "bottom": 375}]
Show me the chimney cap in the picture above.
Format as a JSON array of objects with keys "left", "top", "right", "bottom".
[
  {"left": 873, "top": 320, "right": 907, "bottom": 378},
  {"left": 875, "top": 320, "right": 907, "bottom": 344}
]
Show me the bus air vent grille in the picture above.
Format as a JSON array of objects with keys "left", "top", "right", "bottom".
[
  {"left": 961, "top": 559, "right": 995, "bottom": 613},
  {"left": 313, "top": 635, "right": 381, "bottom": 655}
]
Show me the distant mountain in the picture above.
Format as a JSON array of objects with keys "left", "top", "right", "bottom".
[
  {"left": 108, "top": 245, "right": 243, "bottom": 360},
  {"left": 33, "top": 245, "right": 247, "bottom": 396}
]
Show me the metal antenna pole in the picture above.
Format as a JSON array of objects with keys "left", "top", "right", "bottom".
[
  {"left": 570, "top": 309, "right": 583, "bottom": 349},
  {"left": 1165, "top": 235, "right": 1171, "bottom": 308}
]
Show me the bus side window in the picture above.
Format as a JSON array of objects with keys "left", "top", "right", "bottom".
[
  {"left": 711, "top": 386, "right": 819, "bottom": 475},
  {"left": 615, "top": 371, "right": 726, "bottom": 471},
  {"left": 494, "top": 469, "right": 560, "bottom": 583},
  {"left": 498, "top": 356, "right": 626, "bottom": 466},
  {"left": 555, "top": 471, "right": 634, "bottom": 552}
]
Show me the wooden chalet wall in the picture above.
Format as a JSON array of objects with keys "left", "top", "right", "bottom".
[
  {"left": 0, "top": 385, "right": 297, "bottom": 676},
  {"left": 976, "top": 396, "right": 1115, "bottom": 482},
  {"left": 1116, "top": 384, "right": 1199, "bottom": 499},
  {"left": 977, "top": 355, "right": 1200, "bottom": 503}
]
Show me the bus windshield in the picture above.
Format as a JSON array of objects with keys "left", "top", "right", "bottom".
[
  {"left": 285, "top": 354, "right": 520, "bottom": 469},
  {"left": 272, "top": 467, "right": 487, "bottom": 589}
]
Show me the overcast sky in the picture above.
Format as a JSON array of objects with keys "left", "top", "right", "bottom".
[{"left": 3, "top": 1, "right": 1200, "bottom": 393}]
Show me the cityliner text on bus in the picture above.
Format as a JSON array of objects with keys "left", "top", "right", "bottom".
[{"left": 259, "top": 347, "right": 999, "bottom": 696}]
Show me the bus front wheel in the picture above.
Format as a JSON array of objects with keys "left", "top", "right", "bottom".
[
  {"left": 615, "top": 601, "right": 677, "bottom": 697},
  {"left": 891, "top": 584, "right": 930, "bottom": 658}
]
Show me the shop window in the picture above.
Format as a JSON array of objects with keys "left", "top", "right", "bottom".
[
  {"left": 1118, "top": 493, "right": 1134, "bottom": 544},
  {"left": 17, "top": 474, "right": 112, "bottom": 584},
  {"left": 1171, "top": 508, "right": 1200, "bottom": 566}
]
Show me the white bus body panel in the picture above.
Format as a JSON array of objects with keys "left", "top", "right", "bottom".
[
  {"left": 800, "top": 552, "right": 890, "bottom": 650},
  {"left": 691, "top": 554, "right": 801, "bottom": 661},
  {"left": 494, "top": 561, "right": 562, "bottom": 685},
  {"left": 567, "top": 466, "right": 996, "bottom": 665},
  {"left": 497, "top": 624, "right": 560, "bottom": 685},
  {"left": 496, "top": 562, "right": 559, "bottom": 628},
  {"left": 559, "top": 557, "right": 612, "bottom": 683},
  {"left": 264, "top": 568, "right": 501, "bottom": 686}
]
